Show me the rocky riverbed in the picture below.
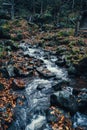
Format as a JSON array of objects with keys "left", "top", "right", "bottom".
[{"left": 0, "top": 40, "right": 87, "bottom": 130}]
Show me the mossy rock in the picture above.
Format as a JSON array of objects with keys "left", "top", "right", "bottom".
[{"left": 57, "top": 46, "right": 67, "bottom": 54}]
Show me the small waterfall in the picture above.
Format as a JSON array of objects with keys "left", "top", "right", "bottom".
[{"left": 27, "top": 46, "right": 68, "bottom": 80}]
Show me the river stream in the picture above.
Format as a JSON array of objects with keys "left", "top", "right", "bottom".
[{"left": 8, "top": 43, "right": 87, "bottom": 130}]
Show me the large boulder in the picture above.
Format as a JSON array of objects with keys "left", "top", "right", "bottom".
[
  {"left": 14, "top": 67, "right": 33, "bottom": 77},
  {"left": 76, "top": 57, "right": 87, "bottom": 75},
  {"left": 52, "top": 80, "right": 69, "bottom": 91},
  {"left": 68, "top": 65, "right": 77, "bottom": 75},
  {"left": 0, "top": 65, "right": 15, "bottom": 78},
  {"left": 12, "top": 79, "right": 26, "bottom": 90},
  {"left": 50, "top": 89, "right": 78, "bottom": 114},
  {"left": 77, "top": 91, "right": 87, "bottom": 112},
  {"left": 36, "top": 67, "right": 56, "bottom": 79},
  {"left": 50, "top": 87, "right": 87, "bottom": 114}
]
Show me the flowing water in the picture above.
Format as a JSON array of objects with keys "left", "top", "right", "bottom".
[{"left": 8, "top": 43, "right": 87, "bottom": 130}]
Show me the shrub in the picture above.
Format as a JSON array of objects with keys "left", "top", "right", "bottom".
[
  {"left": 0, "top": 26, "right": 10, "bottom": 39},
  {"left": 0, "top": 10, "right": 10, "bottom": 19}
]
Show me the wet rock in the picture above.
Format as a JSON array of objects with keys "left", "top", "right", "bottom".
[
  {"left": 0, "top": 65, "right": 15, "bottom": 78},
  {"left": 56, "top": 58, "right": 66, "bottom": 67},
  {"left": 73, "top": 112, "right": 87, "bottom": 129},
  {"left": 12, "top": 79, "right": 26, "bottom": 90},
  {"left": 72, "top": 88, "right": 87, "bottom": 113},
  {"left": 52, "top": 80, "right": 69, "bottom": 91},
  {"left": 76, "top": 58, "right": 87, "bottom": 75},
  {"left": 73, "top": 88, "right": 81, "bottom": 96},
  {"left": 36, "top": 67, "right": 56, "bottom": 79},
  {"left": 7, "top": 65, "right": 15, "bottom": 77},
  {"left": 37, "top": 84, "right": 45, "bottom": 90},
  {"left": 77, "top": 92, "right": 87, "bottom": 112},
  {"left": 68, "top": 65, "right": 77, "bottom": 75},
  {"left": 0, "top": 83, "right": 5, "bottom": 91},
  {"left": 27, "top": 66, "right": 34, "bottom": 70},
  {"left": 14, "top": 67, "right": 33, "bottom": 77},
  {"left": 50, "top": 89, "right": 78, "bottom": 113},
  {"left": 4, "top": 40, "right": 18, "bottom": 51},
  {"left": 0, "top": 67, "right": 9, "bottom": 78},
  {"left": 24, "top": 51, "right": 32, "bottom": 58}
]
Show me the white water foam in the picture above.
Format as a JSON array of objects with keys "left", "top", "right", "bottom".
[
  {"left": 27, "top": 47, "right": 68, "bottom": 80},
  {"left": 25, "top": 115, "right": 46, "bottom": 130}
]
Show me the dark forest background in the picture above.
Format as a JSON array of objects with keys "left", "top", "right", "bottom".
[{"left": 0, "top": 0, "right": 87, "bottom": 27}]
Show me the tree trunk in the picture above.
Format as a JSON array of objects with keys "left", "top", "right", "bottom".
[
  {"left": 40, "top": 1, "right": 43, "bottom": 14},
  {"left": 74, "top": 21, "right": 80, "bottom": 36},
  {"left": 11, "top": 0, "right": 14, "bottom": 20},
  {"left": 72, "top": 0, "right": 75, "bottom": 12},
  {"left": 33, "top": 0, "right": 35, "bottom": 14}
]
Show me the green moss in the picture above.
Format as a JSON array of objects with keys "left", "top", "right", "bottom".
[
  {"left": 58, "top": 31, "right": 69, "bottom": 37},
  {"left": 77, "top": 39, "right": 85, "bottom": 46},
  {"left": 71, "top": 48, "right": 79, "bottom": 55},
  {"left": 57, "top": 29, "right": 74, "bottom": 37}
]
